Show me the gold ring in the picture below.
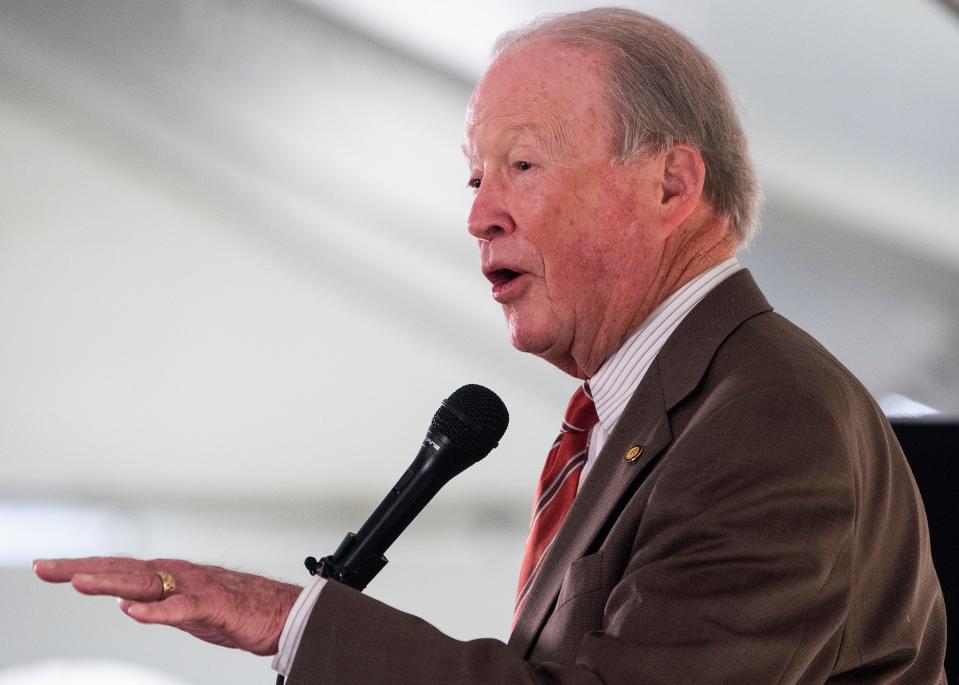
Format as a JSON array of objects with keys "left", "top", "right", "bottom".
[{"left": 156, "top": 571, "right": 176, "bottom": 598}]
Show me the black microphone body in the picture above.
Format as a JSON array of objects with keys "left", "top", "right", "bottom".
[{"left": 304, "top": 384, "right": 509, "bottom": 591}]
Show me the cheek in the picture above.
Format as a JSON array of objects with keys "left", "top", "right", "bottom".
[
  {"left": 527, "top": 168, "right": 642, "bottom": 293},
  {"left": 544, "top": 187, "right": 623, "bottom": 276}
]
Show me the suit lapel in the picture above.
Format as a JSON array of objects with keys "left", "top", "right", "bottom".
[
  {"left": 508, "top": 270, "right": 773, "bottom": 657},
  {"left": 509, "top": 357, "right": 672, "bottom": 656}
]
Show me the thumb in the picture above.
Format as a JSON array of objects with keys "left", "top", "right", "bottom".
[{"left": 122, "top": 594, "right": 199, "bottom": 626}]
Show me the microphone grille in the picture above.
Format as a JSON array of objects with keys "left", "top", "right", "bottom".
[{"left": 431, "top": 384, "right": 509, "bottom": 458}]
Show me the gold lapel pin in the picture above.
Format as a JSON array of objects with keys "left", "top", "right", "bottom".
[{"left": 624, "top": 445, "right": 644, "bottom": 463}]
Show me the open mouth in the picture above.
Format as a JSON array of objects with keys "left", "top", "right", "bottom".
[{"left": 487, "top": 268, "right": 523, "bottom": 287}]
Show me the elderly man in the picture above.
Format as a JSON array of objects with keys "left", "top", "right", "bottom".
[{"left": 35, "top": 8, "right": 946, "bottom": 684}]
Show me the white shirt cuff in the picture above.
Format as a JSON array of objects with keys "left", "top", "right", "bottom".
[{"left": 271, "top": 575, "right": 327, "bottom": 677}]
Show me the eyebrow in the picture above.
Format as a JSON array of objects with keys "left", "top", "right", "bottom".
[{"left": 461, "top": 121, "right": 572, "bottom": 165}]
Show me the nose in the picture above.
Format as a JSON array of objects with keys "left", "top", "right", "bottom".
[{"left": 467, "top": 176, "right": 515, "bottom": 242}]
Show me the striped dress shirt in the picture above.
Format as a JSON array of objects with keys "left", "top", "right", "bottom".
[{"left": 581, "top": 257, "right": 742, "bottom": 486}]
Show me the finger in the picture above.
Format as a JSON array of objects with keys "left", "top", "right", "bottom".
[
  {"left": 124, "top": 594, "right": 198, "bottom": 626},
  {"left": 72, "top": 571, "right": 165, "bottom": 601},
  {"left": 34, "top": 557, "right": 145, "bottom": 582}
]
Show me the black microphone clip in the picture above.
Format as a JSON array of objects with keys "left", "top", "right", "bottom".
[{"left": 304, "top": 532, "right": 388, "bottom": 591}]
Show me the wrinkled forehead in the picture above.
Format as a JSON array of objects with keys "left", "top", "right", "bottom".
[{"left": 462, "top": 111, "right": 571, "bottom": 164}]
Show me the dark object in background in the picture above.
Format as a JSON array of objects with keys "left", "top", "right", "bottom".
[{"left": 891, "top": 419, "right": 959, "bottom": 683}]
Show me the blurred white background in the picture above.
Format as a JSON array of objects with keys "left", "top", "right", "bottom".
[{"left": 1, "top": 1, "right": 957, "bottom": 683}]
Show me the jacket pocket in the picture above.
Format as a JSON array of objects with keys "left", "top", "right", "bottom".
[{"left": 555, "top": 551, "right": 606, "bottom": 610}]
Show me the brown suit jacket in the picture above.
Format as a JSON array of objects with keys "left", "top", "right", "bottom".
[{"left": 288, "top": 271, "right": 947, "bottom": 684}]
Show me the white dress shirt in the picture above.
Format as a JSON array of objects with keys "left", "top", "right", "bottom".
[{"left": 272, "top": 257, "right": 742, "bottom": 677}]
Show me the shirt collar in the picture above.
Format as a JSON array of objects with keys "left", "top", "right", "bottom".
[{"left": 588, "top": 257, "right": 743, "bottom": 432}]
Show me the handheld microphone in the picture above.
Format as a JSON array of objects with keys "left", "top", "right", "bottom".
[{"left": 305, "top": 383, "right": 509, "bottom": 591}]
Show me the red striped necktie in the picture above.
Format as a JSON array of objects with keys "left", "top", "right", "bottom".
[{"left": 514, "top": 383, "right": 599, "bottom": 624}]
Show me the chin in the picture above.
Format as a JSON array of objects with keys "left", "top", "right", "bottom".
[
  {"left": 505, "top": 314, "right": 561, "bottom": 357},
  {"left": 504, "top": 312, "right": 582, "bottom": 376},
  {"left": 506, "top": 319, "right": 548, "bottom": 354}
]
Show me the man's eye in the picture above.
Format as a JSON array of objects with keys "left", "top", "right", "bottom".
[
  {"left": 515, "top": 161, "right": 533, "bottom": 171},
  {"left": 468, "top": 178, "right": 482, "bottom": 189}
]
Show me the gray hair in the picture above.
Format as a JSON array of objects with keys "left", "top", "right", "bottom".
[{"left": 493, "top": 8, "right": 761, "bottom": 243}]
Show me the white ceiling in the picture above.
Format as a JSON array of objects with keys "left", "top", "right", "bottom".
[{"left": 0, "top": 0, "right": 957, "bottom": 508}]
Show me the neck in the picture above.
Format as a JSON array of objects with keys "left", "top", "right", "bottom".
[{"left": 564, "top": 218, "right": 738, "bottom": 379}]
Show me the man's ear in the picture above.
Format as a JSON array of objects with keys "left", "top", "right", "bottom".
[{"left": 659, "top": 144, "right": 706, "bottom": 232}]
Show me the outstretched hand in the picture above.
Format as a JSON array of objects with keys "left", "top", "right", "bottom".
[{"left": 34, "top": 557, "right": 303, "bottom": 656}]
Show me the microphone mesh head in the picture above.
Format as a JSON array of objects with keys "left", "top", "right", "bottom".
[{"left": 430, "top": 384, "right": 509, "bottom": 459}]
